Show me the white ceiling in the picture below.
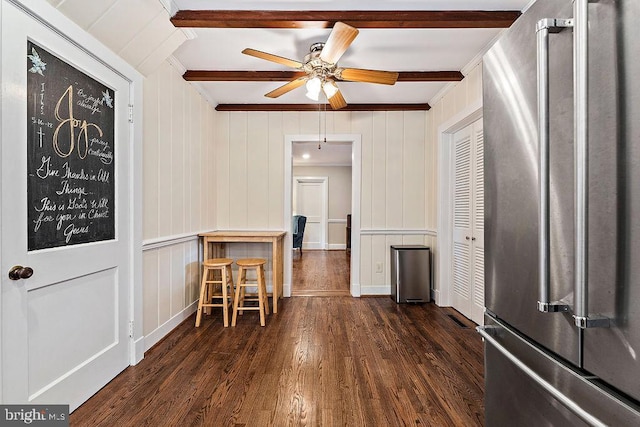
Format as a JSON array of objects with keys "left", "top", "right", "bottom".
[
  {"left": 170, "top": 0, "right": 532, "bottom": 108},
  {"left": 292, "top": 141, "right": 353, "bottom": 166},
  {"left": 166, "top": 0, "right": 532, "bottom": 165}
]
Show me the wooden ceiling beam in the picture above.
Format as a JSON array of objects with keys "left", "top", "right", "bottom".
[
  {"left": 183, "top": 70, "right": 464, "bottom": 82},
  {"left": 215, "top": 103, "right": 431, "bottom": 112},
  {"left": 185, "top": 70, "right": 305, "bottom": 82},
  {"left": 171, "top": 10, "right": 521, "bottom": 29}
]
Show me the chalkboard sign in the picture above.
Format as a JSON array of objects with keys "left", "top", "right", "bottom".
[{"left": 27, "top": 41, "right": 115, "bottom": 250}]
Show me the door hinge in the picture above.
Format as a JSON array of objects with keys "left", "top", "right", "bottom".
[
  {"left": 128, "top": 104, "right": 134, "bottom": 123},
  {"left": 129, "top": 320, "right": 134, "bottom": 338}
]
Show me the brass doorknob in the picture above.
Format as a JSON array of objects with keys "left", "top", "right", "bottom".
[{"left": 8, "top": 265, "right": 34, "bottom": 280}]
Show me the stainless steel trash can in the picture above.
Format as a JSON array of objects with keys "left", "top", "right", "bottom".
[{"left": 390, "top": 245, "right": 431, "bottom": 303}]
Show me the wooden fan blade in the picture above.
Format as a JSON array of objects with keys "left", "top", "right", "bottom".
[
  {"left": 320, "top": 22, "right": 359, "bottom": 64},
  {"left": 265, "top": 77, "right": 308, "bottom": 98},
  {"left": 338, "top": 68, "right": 399, "bottom": 85},
  {"left": 242, "top": 48, "right": 303, "bottom": 69},
  {"left": 328, "top": 89, "right": 347, "bottom": 110}
]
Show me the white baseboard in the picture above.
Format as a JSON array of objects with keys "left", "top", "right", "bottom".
[
  {"left": 327, "top": 244, "right": 347, "bottom": 250},
  {"left": 131, "top": 336, "right": 145, "bottom": 365},
  {"left": 144, "top": 301, "right": 198, "bottom": 353},
  {"left": 359, "top": 285, "right": 390, "bottom": 296},
  {"left": 433, "top": 289, "right": 445, "bottom": 306},
  {"left": 350, "top": 282, "right": 361, "bottom": 297},
  {"left": 283, "top": 283, "right": 291, "bottom": 297}
]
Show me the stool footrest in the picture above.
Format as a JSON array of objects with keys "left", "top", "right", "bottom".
[{"left": 200, "top": 301, "right": 232, "bottom": 307}]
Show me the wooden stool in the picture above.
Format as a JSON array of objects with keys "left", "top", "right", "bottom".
[
  {"left": 195, "top": 258, "right": 234, "bottom": 328},
  {"left": 231, "top": 258, "right": 269, "bottom": 327}
]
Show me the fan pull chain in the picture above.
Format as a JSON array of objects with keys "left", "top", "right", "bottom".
[
  {"left": 318, "top": 100, "right": 322, "bottom": 150},
  {"left": 324, "top": 101, "right": 327, "bottom": 145}
]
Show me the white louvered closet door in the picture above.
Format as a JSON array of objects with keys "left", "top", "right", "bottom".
[
  {"left": 452, "top": 125, "right": 473, "bottom": 319},
  {"left": 451, "top": 118, "right": 485, "bottom": 325},
  {"left": 471, "top": 120, "right": 485, "bottom": 324}
]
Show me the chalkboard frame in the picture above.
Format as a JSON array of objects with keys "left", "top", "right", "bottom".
[{"left": 26, "top": 40, "right": 116, "bottom": 251}]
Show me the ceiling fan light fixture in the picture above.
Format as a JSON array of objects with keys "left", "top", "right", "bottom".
[
  {"left": 245, "top": 21, "right": 396, "bottom": 109},
  {"left": 305, "top": 90, "right": 320, "bottom": 101},
  {"left": 322, "top": 80, "right": 338, "bottom": 99},
  {"left": 305, "top": 76, "right": 322, "bottom": 101}
]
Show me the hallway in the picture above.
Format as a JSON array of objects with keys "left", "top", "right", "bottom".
[
  {"left": 70, "top": 296, "right": 484, "bottom": 426},
  {"left": 292, "top": 250, "right": 351, "bottom": 296}
]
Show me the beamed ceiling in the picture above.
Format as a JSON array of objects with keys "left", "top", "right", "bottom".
[{"left": 169, "top": 1, "right": 530, "bottom": 111}]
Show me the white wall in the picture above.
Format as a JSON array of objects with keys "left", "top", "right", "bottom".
[
  {"left": 141, "top": 61, "right": 216, "bottom": 351},
  {"left": 358, "top": 111, "right": 435, "bottom": 295},
  {"left": 293, "top": 165, "right": 351, "bottom": 247},
  {"left": 215, "top": 110, "right": 433, "bottom": 295},
  {"left": 45, "top": 0, "right": 187, "bottom": 76}
]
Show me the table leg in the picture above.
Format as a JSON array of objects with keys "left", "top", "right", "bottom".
[
  {"left": 278, "top": 237, "right": 283, "bottom": 303},
  {"left": 272, "top": 237, "right": 284, "bottom": 313},
  {"left": 202, "top": 237, "right": 209, "bottom": 262},
  {"left": 213, "top": 243, "right": 224, "bottom": 258}
]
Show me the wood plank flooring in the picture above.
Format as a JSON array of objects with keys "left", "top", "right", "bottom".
[
  {"left": 70, "top": 297, "right": 484, "bottom": 426},
  {"left": 292, "top": 250, "right": 350, "bottom": 295}
]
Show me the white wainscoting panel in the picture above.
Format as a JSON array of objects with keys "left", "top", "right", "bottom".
[{"left": 142, "top": 236, "right": 200, "bottom": 351}]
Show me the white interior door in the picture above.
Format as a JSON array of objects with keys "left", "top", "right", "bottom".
[
  {"left": 452, "top": 125, "right": 473, "bottom": 319},
  {"left": 471, "top": 121, "right": 485, "bottom": 323},
  {"left": 1, "top": 1, "right": 131, "bottom": 410},
  {"left": 451, "top": 118, "right": 484, "bottom": 324},
  {"left": 294, "top": 177, "right": 327, "bottom": 250}
]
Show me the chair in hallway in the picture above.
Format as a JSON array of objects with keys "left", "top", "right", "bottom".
[{"left": 292, "top": 215, "right": 307, "bottom": 256}]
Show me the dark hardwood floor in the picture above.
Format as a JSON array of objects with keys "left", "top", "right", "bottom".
[
  {"left": 292, "top": 250, "right": 350, "bottom": 296},
  {"left": 70, "top": 296, "right": 484, "bottom": 426},
  {"left": 70, "top": 251, "right": 484, "bottom": 427}
]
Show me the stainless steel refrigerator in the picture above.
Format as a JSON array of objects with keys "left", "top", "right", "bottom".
[{"left": 479, "top": 0, "right": 640, "bottom": 424}]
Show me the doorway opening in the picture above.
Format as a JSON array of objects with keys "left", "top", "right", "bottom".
[
  {"left": 291, "top": 250, "right": 351, "bottom": 296},
  {"left": 284, "top": 134, "right": 362, "bottom": 297}
]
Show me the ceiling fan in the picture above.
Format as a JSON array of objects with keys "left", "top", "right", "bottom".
[{"left": 242, "top": 22, "right": 399, "bottom": 110}]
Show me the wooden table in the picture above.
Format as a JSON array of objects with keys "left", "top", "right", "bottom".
[{"left": 199, "top": 231, "right": 286, "bottom": 313}]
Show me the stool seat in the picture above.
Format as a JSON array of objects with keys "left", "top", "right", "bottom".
[
  {"left": 232, "top": 257, "right": 269, "bottom": 327},
  {"left": 236, "top": 258, "right": 266, "bottom": 267},
  {"left": 204, "top": 258, "right": 233, "bottom": 267},
  {"left": 196, "top": 258, "right": 235, "bottom": 327}
]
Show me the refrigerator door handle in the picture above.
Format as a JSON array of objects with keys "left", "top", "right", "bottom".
[
  {"left": 573, "top": 0, "right": 610, "bottom": 329},
  {"left": 477, "top": 326, "right": 608, "bottom": 427},
  {"left": 536, "top": 17, "right": 572, "bottom": 314}
]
